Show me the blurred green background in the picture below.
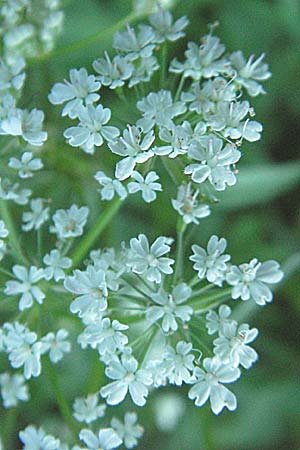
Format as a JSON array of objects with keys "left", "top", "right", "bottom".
[{"left": 8, "top": 0, "right": 300, "bottom": 449}]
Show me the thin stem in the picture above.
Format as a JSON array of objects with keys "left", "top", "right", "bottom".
[
  {"left": 160, "top": 42, "right": 168, "bottom": 88},
  {"left": 28, "top": 11, "right": 143, "bottom": 64},
  {"left": 0, "top": 267, "right": 13, "bottom": 277},
  {"left": 174, "top": 74, "right": 185, "bottom": 101},
  {"left": 191, "top": 284, "right": 215, "bottom": 298},
  {"left": 70, "top": 197, "right": 122, "bottom": 268},
  {"left": 173, "top": 220, "right": 187, "bottom": 283},
  {"left": 37, "top": 227, "right": 42, "bottom": 264},
  {"left": 0, "top": 200, "right": 29, "bottom": 265},
  {"left": 161, "top": 156, "right": 181, "bottom": 185},
  {"left": 2, "top": 407, "right": 17, "bottom": 449},
  {"left": 121, "top": 276, "right": 149, "bottom": 299},
  {"left": 45, "top": 358, "right": 80, "bottom": 438}
]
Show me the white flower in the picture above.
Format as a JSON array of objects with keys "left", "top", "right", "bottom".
[
  {"left": 0, "top": 108, "right": 47, "bottom": 146},
  {"left": 206, "top": 101, "right": 263, "bottom": 142},
  {"left": 22, "top": 198, "right": 50, "bottom": 231},
  {"left": 43, "top": 249, "right": 72, "bottom": 281},
  {"left": 0, "top": 373, "right": 29, "bottom": 408},
  {"left": 206, "top": 304, "right": 233, "bottom": 335},
  {"left": 80, "top": 318, "right": 128, "bottom": 355},
  {"left": 64, "top": 266, "right": 108, "bottom": 318},
  {"left": 49, "top": 67, "right": 101, "bottom": 118},
  {"left": 163, "top": 341, "right": 195, "bottom": 385},
  {"left": 113, "top": 23, "right": 155, "bottom": 61},
  {"left": 95, "top": 171, "right": 127, "bottom": 201},
  {"left": 149, "top": 6, "right": 188, "bottom": 43},
  {"left": 8, "top": 151, "right": 43, "bottom": 178},
  {"left": 19, "top": 425, "right": 60, "bottom": 450},
  {"left": 128, "top": 171, "right": 162, "bottom": 203},
  {"left": 111, "top": 412, "right": 143, "bottom": 449},
  {"left": 190, "top": 235, "right": 230, "bottom": 286},
  {"left": 170, "top": 35, "right": 229, "bottom": 80},
  {"left": 230, "top": 51, "right": 271, "bottom": 97},
  {"left": 41, "top": 329, "right": 71, "bottom": 363},
  {"left": 93, "top": 53, "right": 133, "bottom": 89},
  {"left": 109, "top": 125, "right": 155, "bottom": 181},
  {"left": 64, "top": 104, "right": 119, "bottom": 154},
  {"left": 226, "top": 258, "right": 283, "bottom": 305},
  {"left": 128, "top": 56, "right": 159, "bottom": 87},
  {"left": 185, "top": 134, "right": 241, "bottom": 191},
  {"left": 4, "top": 322, "right": 42, "bottom": 380},
  {"left": 0, "top": 56, "right": 26, "bottom": 95},
  {"left": 50, "top": 204, "right": 89, "bottom": 239},
  {"left": 213, "top": 322, "right": 259, "bottom": 369},
  {"left": 146, "top": 283, "right": 193, "bottom": 333},
  {"left": 172, "top": 183, "right": 210, "bottom": 224},
  {"left": 127, "top": 234, "right": 174, "bottom": 283},
  {"left": 79, "top": 428, "right": 122, "bottom": 450},
  {"left": 0, "top": 176, "right": 31, "bottom": 205},
  {"left": 182, "top": 77, "right": 236, "bottom": 114},
  {"left": 73, "top": 393, "right": 106, "bottom": 424},
  {"left": 100, "top": 354, "right": 152, "bottom": 406},
  {"left": 188, "top": 357, "right": 240, "bottom": 415},
  {"left": 4, "top": 265, "right": 45, "bottom": 311},
  {"left": 136, "top": 90, "right": 186, "bottom": 132}
]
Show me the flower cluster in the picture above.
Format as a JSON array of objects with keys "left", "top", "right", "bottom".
[{"left": 0, "top": 3, "right": 283, "bottom": 449}]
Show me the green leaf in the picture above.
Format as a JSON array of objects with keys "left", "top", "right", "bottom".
[{"left": 218, "top": 161, "right": 300, "bottom": 210}]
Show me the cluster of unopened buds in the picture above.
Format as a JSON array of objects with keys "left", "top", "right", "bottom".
[{"left": 0, "top": 1, "right": 283, "bottom": 449}]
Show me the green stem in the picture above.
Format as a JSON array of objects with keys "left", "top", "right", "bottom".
[
  {"left": 173, "top": 220, "right": 187, "bottom": 283},
  {"left": 0, "top": 200, "right": 29, "bottom": 265},
  {"left": 70, "top": 197, "right": 122, "bottom": 268},
  {"left": 28, "top": 11, "right": 143, "bottom": 63},
  {"left": 45, "top": 358, "right": 80, "bottom": 438},
  {"left": 2, "top": 407, "right": 17, "bottom": 449},
  {"left": 191, "top": 288, "right": 232, "bottom": 312},
  {"left": 160, "top": 42, "right": 168, "bottom": 88},
  {"left": 174, "top": 74, "right": 185, "bottom": 101}
]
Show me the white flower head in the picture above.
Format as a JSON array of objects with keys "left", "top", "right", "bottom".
[
  {"left": 64, "top": 266, "right": 108, "bottom": 318},
  {"left": 95, "top": 171, "right": 127, "bottom": 201},
  {"left": 136, "top": 90, "right": 186, "bottom": 132},
  {"left": 206, "top": 304, "right": 233, "bottom": 335},
  {"left": 4, "top": 265, "right": 45, "bottom": 311},
  {"left": 0, "top": 108, "right": 47, "bottom": 146},
  {"left": 111, "top": 412, "right": 143, "bottom": 449},
  {"left": 226, "top": 258, "right": 283, "bottom": 305},
  {"left": 64, "top": 104, "right": 119, "bottom": 154},
  {"left": 213, "top": 322, "right": 259, "bottom": 369},
  {"left": 41, "top": 329, "right": 71, "bottom": 363},
  {"left": 19, "top": 425, "right": 60, "bottom": 450},
  {"left": 109, "top": 125, "right": 155, "bottom": 181},
  {"left": 49, "top": 67, "right": 101, "bottom": 118},
  {"left": 79, "top": 428, "right": 122, "bottom": 450},
  {"left": 128, "top": 170, "right": 162, "bottom": 203},
  {"left": 22, "top": 198, "right": 50, "bottom": 232},
  {"left": 146, "top": 283, "right": 193, "bottom": 333},
  {"left": 127, "top": 234, "right": 174, "bottom": 283},
  {"left": 190, "top": 235, "right": 230, "bottom": 286},
  {"left": 43, "top": 249, "right": 72, "bottom": 281},
  {"left": 100, "top": 354, "right": 153, "bottom": 406},
  {"left": 113, "top": 23, "right": 155, "bottom": 61},
  {"left": 163, "top": 341, "right": 195, "bottom": 385},
  {"left": 0, "top": 372, "right": 29, "bottom": 408},
  {"left": 8, "top": 151, "right": 43, "bottom": 178},
  {"left": 50, "top": 204, "right": 89, "bottom": 239},
  {"left": 149, "top": 6, "right": 188, "bottom": 43},
  {"left": 73, "top": 393, "right": 106, "bottom": 424},
  {"left": 93, "top": 53, "right": 134, "bottom": 89},
  {"left": 188, "top": 356, "right": 240, "bottom": 415},
  {"left": 230, "top": 51, "right": 271, "bottom": 97},
  {"left": 185, "top": 134, "right": 241, "bottom": 191},
  {"left": 172, "top": 183, "right": 210, "bottom": 224}
]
